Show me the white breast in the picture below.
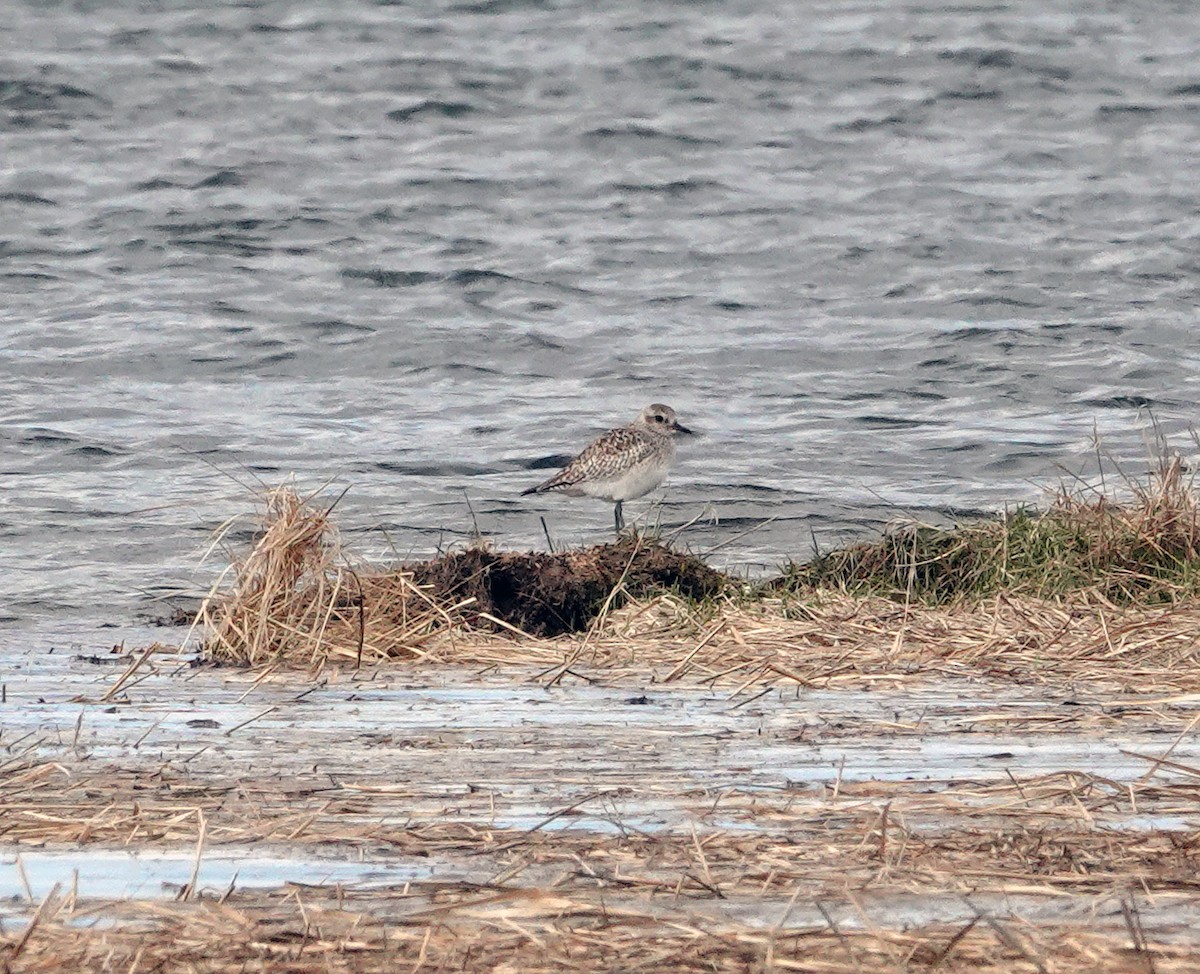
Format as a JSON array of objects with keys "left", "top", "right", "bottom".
[{"left": 579, "top": 449, "right": 674, "bottom": 501}]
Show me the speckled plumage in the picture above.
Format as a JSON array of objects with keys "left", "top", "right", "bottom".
[
  {"left": 530, "top": 426, "right": 663, "bottom": 495},
  {"left": 522, "top": 403, "right": 694, "bottom": 533}
]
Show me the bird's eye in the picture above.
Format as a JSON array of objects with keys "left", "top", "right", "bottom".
[{"left": 655, "top": 414, "right": 666, "bottom": 423}]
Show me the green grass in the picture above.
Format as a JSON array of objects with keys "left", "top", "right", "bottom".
[{"left": 774, "top": 459, "right": 1200, "bottom": 605}]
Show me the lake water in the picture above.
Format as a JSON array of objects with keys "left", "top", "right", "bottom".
[{"left": 2, "top": 0, "right": 1200, "bottom": 625}]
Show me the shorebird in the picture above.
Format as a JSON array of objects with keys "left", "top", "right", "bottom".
[{"left": 522, "top": 403, "right": 694, "bottom": 534}]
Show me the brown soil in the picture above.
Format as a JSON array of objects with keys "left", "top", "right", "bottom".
[{"left": 409, "top": 537, "right": 727, "bottom": 637}]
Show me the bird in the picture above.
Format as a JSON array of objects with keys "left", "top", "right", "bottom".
[{"left": 522, "top": 403, "right": 694, "bottom": 535}]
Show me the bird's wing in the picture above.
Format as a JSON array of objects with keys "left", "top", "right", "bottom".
[{"left": 528, "top": 427, "right": 654, "bottom": 493}]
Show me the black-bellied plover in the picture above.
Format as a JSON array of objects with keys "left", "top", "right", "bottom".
[{"left": 522, "top": 403, "right": 694, "bottom": 534}]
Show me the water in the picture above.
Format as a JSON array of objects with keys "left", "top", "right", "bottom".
[
  {"left": 2, "top": 0, "right": 1200, "bottom": 624},
  {"left": 0, "top": 848, "right": 442, "bottom": 903}
]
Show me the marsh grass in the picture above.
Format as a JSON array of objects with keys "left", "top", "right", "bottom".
[
  {"left": 198, "top": 451, "right": 1200, "bottom": 671},
  {"left": 777, "top": 455, "right": 1200, "bottom": 604}
]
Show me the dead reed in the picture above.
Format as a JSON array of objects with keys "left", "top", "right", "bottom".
[
  {"left": 5, "top": 902, "right": 1196, "bottom": 974},
  {"left": 198, "top": 486, "right": 455, "bottom": 667},
  {"left": 559, "top": 589, "right": 1200, "bottom": 692},
  {"left": 5, "top": 752, "right": 1200, "bottom": 973}
]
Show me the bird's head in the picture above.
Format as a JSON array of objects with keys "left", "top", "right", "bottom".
[{"left": 638, "top": 403, "right": 693, "bottom": 436}]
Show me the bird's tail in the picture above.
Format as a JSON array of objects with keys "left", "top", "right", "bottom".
[{"left": 520, "top": 485, "right": 542, "bottom": 496}]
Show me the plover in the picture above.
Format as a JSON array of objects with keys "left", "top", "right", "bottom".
[{"left": 522, "top": 403, "right": 694, "bottom": 534}]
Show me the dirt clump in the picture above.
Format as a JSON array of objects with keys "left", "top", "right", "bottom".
[{"left": 411, "top": 538, "right": 727, "bottom": 637}]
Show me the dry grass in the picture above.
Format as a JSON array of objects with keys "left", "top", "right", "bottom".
[
  {"left": 5, "top": 751, "right": 1200, "bottom": 973},
  {"left": 198, "top": 485, "right": 724, "bottom": 667},
  {"left": 6, "top": 755, "right": 1200, "bottom": 878},
  {"left": 199, "top": 486, "right": 477, "bottom": 667},
  {"left": 5, "top": 900, "right": 1197, "bottom": 974},
  {"left": 624, "top": 591, "right": 1200, "bottom": 692},
  {"left": 278, "top": 590, "right": 1200, "bottom": 694}
]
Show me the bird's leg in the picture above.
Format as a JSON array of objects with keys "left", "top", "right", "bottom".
[{"left": 614, "top": 501, "right": 624, "bottom": 536}]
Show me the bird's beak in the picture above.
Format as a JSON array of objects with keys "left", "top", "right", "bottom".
[{"left": 671, "top": 421, "right": 694, "bottom": 435}]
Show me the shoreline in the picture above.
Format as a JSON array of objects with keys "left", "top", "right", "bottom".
[{"left": 5, "top": 470, "right": 1200, "bottom": 971}]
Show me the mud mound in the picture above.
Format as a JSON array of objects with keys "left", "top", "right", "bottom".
[{"left": 411, "top": 539, "right": 727, "bottom": 637}]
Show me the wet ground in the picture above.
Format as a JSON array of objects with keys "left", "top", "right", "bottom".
[{"left": 3, "top": 624, "right": 1200, "bottom": 968}]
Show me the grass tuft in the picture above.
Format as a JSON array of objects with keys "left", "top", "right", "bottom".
[{"left": 777, "top": 456, "right": 1200, "bottom": 604}]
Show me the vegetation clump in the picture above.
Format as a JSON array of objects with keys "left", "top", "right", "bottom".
[
  {"left": 199, "top": 486, "right": 726, "bottom": 666},
  {"left": 198, "top": 455, "right": 1200, "bottom": 668},
  {"left": 777, "top": 457, "right": 1200, "bottom": 604}
]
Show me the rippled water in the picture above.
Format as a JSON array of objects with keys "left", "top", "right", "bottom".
[{"left": 2, "top": 0, "right": 1200, "bottom": 624}]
